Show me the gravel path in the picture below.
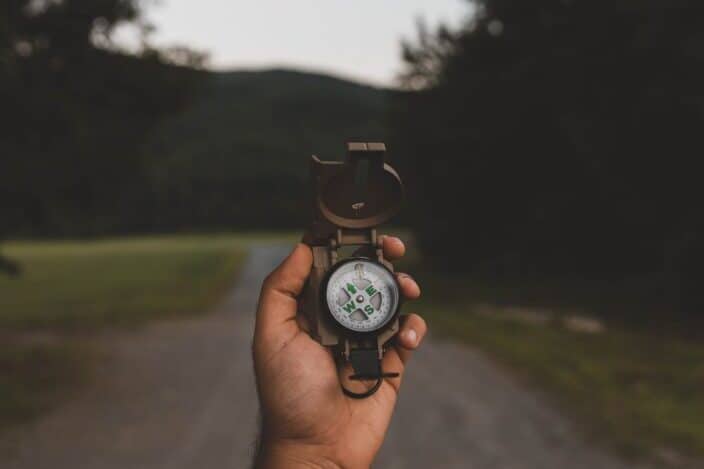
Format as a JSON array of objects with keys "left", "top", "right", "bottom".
[{"left": 2, "top": 245, "right": 634, "bottom": 469}]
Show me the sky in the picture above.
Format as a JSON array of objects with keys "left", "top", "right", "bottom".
[{"left": 115, "top": 0, "right": 471, "bottom": 87}]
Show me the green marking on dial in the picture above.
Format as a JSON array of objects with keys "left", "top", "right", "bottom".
[{"left": 326, "top": 259, "right": 400, "bottom": 333}]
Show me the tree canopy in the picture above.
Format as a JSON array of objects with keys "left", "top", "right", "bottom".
[
  {"left": 1, "top": 0, "right": 202, "bottom": 239},
  {"left": 394, "top": 0, "right": 704, "bottom": 318}
]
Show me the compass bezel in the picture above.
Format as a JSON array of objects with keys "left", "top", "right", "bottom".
[{"left": 320, "top": 257, "right": 402, "bottom": 336}]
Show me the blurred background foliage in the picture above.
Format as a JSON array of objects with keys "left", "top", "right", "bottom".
[
  {"left": 1, "top": 0, "right": 204, "bottom": 240},
  {"left": 0, "top": 0, "right": 389, "bottom": 242},
  {"left": 394, "top": 0, "right": 704, "bottom": 327},
  {"left": 2, "top": 0, "right": 704, "bottom": 324}
]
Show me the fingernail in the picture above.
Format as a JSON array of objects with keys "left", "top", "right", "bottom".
[{"left": 405, "top": 329, "right": 418, "bottom": 346}]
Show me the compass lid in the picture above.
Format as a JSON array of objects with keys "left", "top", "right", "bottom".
[{"left": 311, "top": 142, "right": 404, "bottom": 230}]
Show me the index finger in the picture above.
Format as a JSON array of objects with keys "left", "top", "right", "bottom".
[{"left": 380, "top": 235, "right": 405, "bottom": 260}]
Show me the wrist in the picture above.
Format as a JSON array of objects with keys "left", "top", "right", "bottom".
[{"left": 255, "top": 438, "right": 343, "bottom": 469}]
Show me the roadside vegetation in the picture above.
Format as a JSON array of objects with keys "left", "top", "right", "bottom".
[
  {"left": 416, "top": 273, "right": 704, "bottom": 465},
  {"left": 1, "top": 235, "right": 250, "bottom": 330},
  {"left": 395, "top": 6, "right": 704, "bottom": 464},
  {"left": 0, "top": 234, "right": 276, "bottom": 431}
]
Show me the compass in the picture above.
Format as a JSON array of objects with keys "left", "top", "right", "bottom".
[
  {"left": 301, "top": 142, "right": 405, "bottom": 398},
  {"left": 323, "top": 258, "right": 400, "bottom": 333}
]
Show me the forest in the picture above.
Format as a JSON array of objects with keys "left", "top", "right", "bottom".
[
  {"left": 394, "top": 0, "right": 704, "bottom": 323},
  {"left": 3, "top": 0, "right": 704, "bottom": 323}
]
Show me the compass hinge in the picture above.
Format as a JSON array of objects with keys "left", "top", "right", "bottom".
[{"left": 334, "top": 228, "right": 377, "bottom": 247}]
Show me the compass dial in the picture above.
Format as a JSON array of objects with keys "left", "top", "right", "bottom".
[{"left": 325, "top": 259, "right": 400, "bottom": 333}]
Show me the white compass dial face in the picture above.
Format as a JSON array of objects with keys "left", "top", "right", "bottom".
[{"left": 325, "top": 260, "right": 399, "bottom": 333}]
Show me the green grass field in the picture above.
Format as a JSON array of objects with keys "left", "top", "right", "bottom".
[
  {"left": 0, "top": 235, "right": 255, "bottom": 330},
  {"left": 0, "top": 234, "right": 290, "bottom": 430},
  {"left": 417, "top": 277, "right": 704, "bottom": 464}
]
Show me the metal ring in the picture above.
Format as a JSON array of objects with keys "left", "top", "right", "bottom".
[{"left": 341, "top": 378, "right": 383, "bottom": 399}]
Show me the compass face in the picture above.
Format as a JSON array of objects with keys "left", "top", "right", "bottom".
[{"left": 324, "top": 259, "right": 400, "bottom": 333}]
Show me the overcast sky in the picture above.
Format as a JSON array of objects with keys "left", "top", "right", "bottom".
[{"left": 115, "top": 0, "right": 471, "bottom": 87}]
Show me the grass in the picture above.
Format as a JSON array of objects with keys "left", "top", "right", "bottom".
[
  {"left": 0, "top": 233, "right": 291, "bottom": 431},
  {"left": 0, "top": 234, "right": 268, "bottom": 329},
  {"left": 417, "top": 274, "right": 704, "bottom": 464}
]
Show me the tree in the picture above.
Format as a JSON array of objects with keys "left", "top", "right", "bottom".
[
  {"left": 394, "top": 0, "right": 704, "bottom": 317},
  {"left": 0, "top": 0, "right": 203, "bottom": 239}
]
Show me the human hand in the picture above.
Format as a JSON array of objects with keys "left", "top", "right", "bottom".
[{"left": 252, "top": 236, "right": 427, "bottom": 469}]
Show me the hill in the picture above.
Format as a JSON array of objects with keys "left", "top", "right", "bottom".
[{"left": 142, "top": 69, "right": 392, "bottom": 230}]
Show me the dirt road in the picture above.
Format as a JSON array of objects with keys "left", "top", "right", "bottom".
[{"left": 2, "top": 245, "right": 634, "bottom": 469}]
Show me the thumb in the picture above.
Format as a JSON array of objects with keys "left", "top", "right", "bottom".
[{"left": 254, "top": 243, "right": 312, "bottom": 342}]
